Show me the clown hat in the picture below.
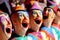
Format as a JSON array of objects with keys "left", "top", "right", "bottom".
[
  {"left": 31, "top": 2, "right": 42, "bottom": 11},
  {"left": 15, "top": 4, "right": 26, "bottom": 11},
  {"left": 48, "top": 0, "right": 58, "bottom": 14},
  {"left": 49, "top": 4, "right": 58, "bottom": 14},
  {"left": 47, "top": 0, "right": 58, "bottom": 13}
]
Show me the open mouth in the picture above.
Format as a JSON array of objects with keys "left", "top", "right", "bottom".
[
  {"left": 22, "top": 22, "right": 28, "bottom": 28},
  {"left": 35, "top": 19, "right": 41, "bottom": 24},
  {"left": 43, "top": 12, "right": 49, "bottom": 19},
  {"left": 6, "top": 28, "right": 11, "bottom": 33},
  {"left": 43, "top": 16, "right": 48, "bottom": 19}
]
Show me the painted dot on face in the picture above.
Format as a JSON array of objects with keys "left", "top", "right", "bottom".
[{"left": 17, "top": 10, "right": 29, "bottom": 17}]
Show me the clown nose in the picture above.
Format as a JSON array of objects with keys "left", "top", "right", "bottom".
[
  {"left": 6, "top": 28, "right": 10, "bottom": 33},
  {"left": 35, "top": 20, "right": 41, "bottom": 24},
  {"left": 22, "top": 22, "right": 28, "bottom": 28}
]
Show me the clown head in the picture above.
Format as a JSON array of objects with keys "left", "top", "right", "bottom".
[
  {"left": 43, "top": 7, "right": 55, "bottom": 27},
  {"left": 0, "top": 10, "right": 12, "bottom": 39},
  {"left": 43, "top": 7, "right": 55, "bottom": 20},
  {"left": 29, "top": 2, "right": 43, "bottom": 32},
  {"left": 11, "top": 4, "right": 29, "bottom": 36}
]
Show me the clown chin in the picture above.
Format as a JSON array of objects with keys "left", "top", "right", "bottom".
[
  {"left": 31, "top": 20, "right": 41, "bottom": 32},
  {"left": 17, "top": 22, "right": 28, "bottom": 36},
  {"left": 31, "top": 25, "right": 40, "bottom": 32},
  {"left": 5, "top": 27, "right": 12, "bottom": 39}
]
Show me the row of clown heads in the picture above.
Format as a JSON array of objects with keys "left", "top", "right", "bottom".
[{"left": 0, "top": 0, "right": 60, "bottom": 40}]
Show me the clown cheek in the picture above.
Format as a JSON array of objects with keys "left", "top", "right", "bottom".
[
  {"left": 31, "top": 20, "right": 40, "bottom": 32},
  {"left": 19, "top": 25, "right": 28, "bottom": 36}
]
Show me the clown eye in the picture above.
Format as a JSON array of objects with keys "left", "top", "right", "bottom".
[
  {"left": 19, "top": 13, "right": 23, "bottom": 17},
  {"left": 48, "top": 9, "right": 53, "bottom": 14},
  {"left": 18, "top": 11, "right": 23, "bottom": 18},
  {"left": 33, "top": 11, "right": 37, "bottom": 14},
  {"left": 32, "top": 11, "right": 37, "bottom": 16},
  {"left": 48, "top": 9, "right": 51, "bottom": 12},
  {"left": 19, "top": 14, "right": 23, "bottom": 17},
  {"left": 39, "top": 11, "right": 42, "bottom": 15},
  {"left": 23, "top": 12, "right": 29, "bottom": 17}
]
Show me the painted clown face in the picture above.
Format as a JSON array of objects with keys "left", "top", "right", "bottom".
[
  {"left": 0, "top": 13, "right": 12, "bottom": 39},
  {"left": 43, "top": 7, "right": 55, "bottom": 20},
  {"left": 14, "top": 10, "right": 29, "bottom": 36},
  {"left": 30, "top": 10, "right": 43, "bottom": 32},
  {"left": 57, "top": 9, "right": 60, "bottom": 17}
]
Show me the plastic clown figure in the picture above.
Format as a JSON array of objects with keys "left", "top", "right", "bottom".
[
  {"left": 11, "top": 2, "right": 30, "bottom": 40},
  {"left": 52, "top": 6, "right": 60, "bottom": 31},
  {"left": 52, "top": 6, "right": 60, "bottom": 40},
  {"left": 40, "top": 7, "right": 55, "bottom": 40},
  {"left": 47, "top": 1, "right": 60, "bottom": 40},
  {"left": 0, "top": 10, "right": 12, "bottom": 40},
  {"left": 26, "top": 2, "right": 43, "bottom": 40},
  {"left": 28, "top": 2, "right": 43, "bottom": 32}
]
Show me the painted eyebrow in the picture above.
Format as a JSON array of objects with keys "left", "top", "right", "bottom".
[{"left": 32, "top": 11, "right": 38, "bottom": 14}]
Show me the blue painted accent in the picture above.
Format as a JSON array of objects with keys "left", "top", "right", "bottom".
[
  {"left": 2, "top": 25, "right": 4, "bottom": 32},
  {"left": 17, "top": 11, "right": 29, "bottom": 17}
]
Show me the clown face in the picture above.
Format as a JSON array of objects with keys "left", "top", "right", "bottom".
[
  {"left": 43, "top": 7, "right": 55, "bottom": 28},
  {"left": 13, "top": 10, "right": 29, "bottom": 36},
  {"left": 30, "top": 10, "right": 43, "bottom": 32},
  {"left": 0, "top": 13, "right": 12, "bottom": 39},
  {"left": 43, "top": 7, "right": 55, "bottom": 20}
]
